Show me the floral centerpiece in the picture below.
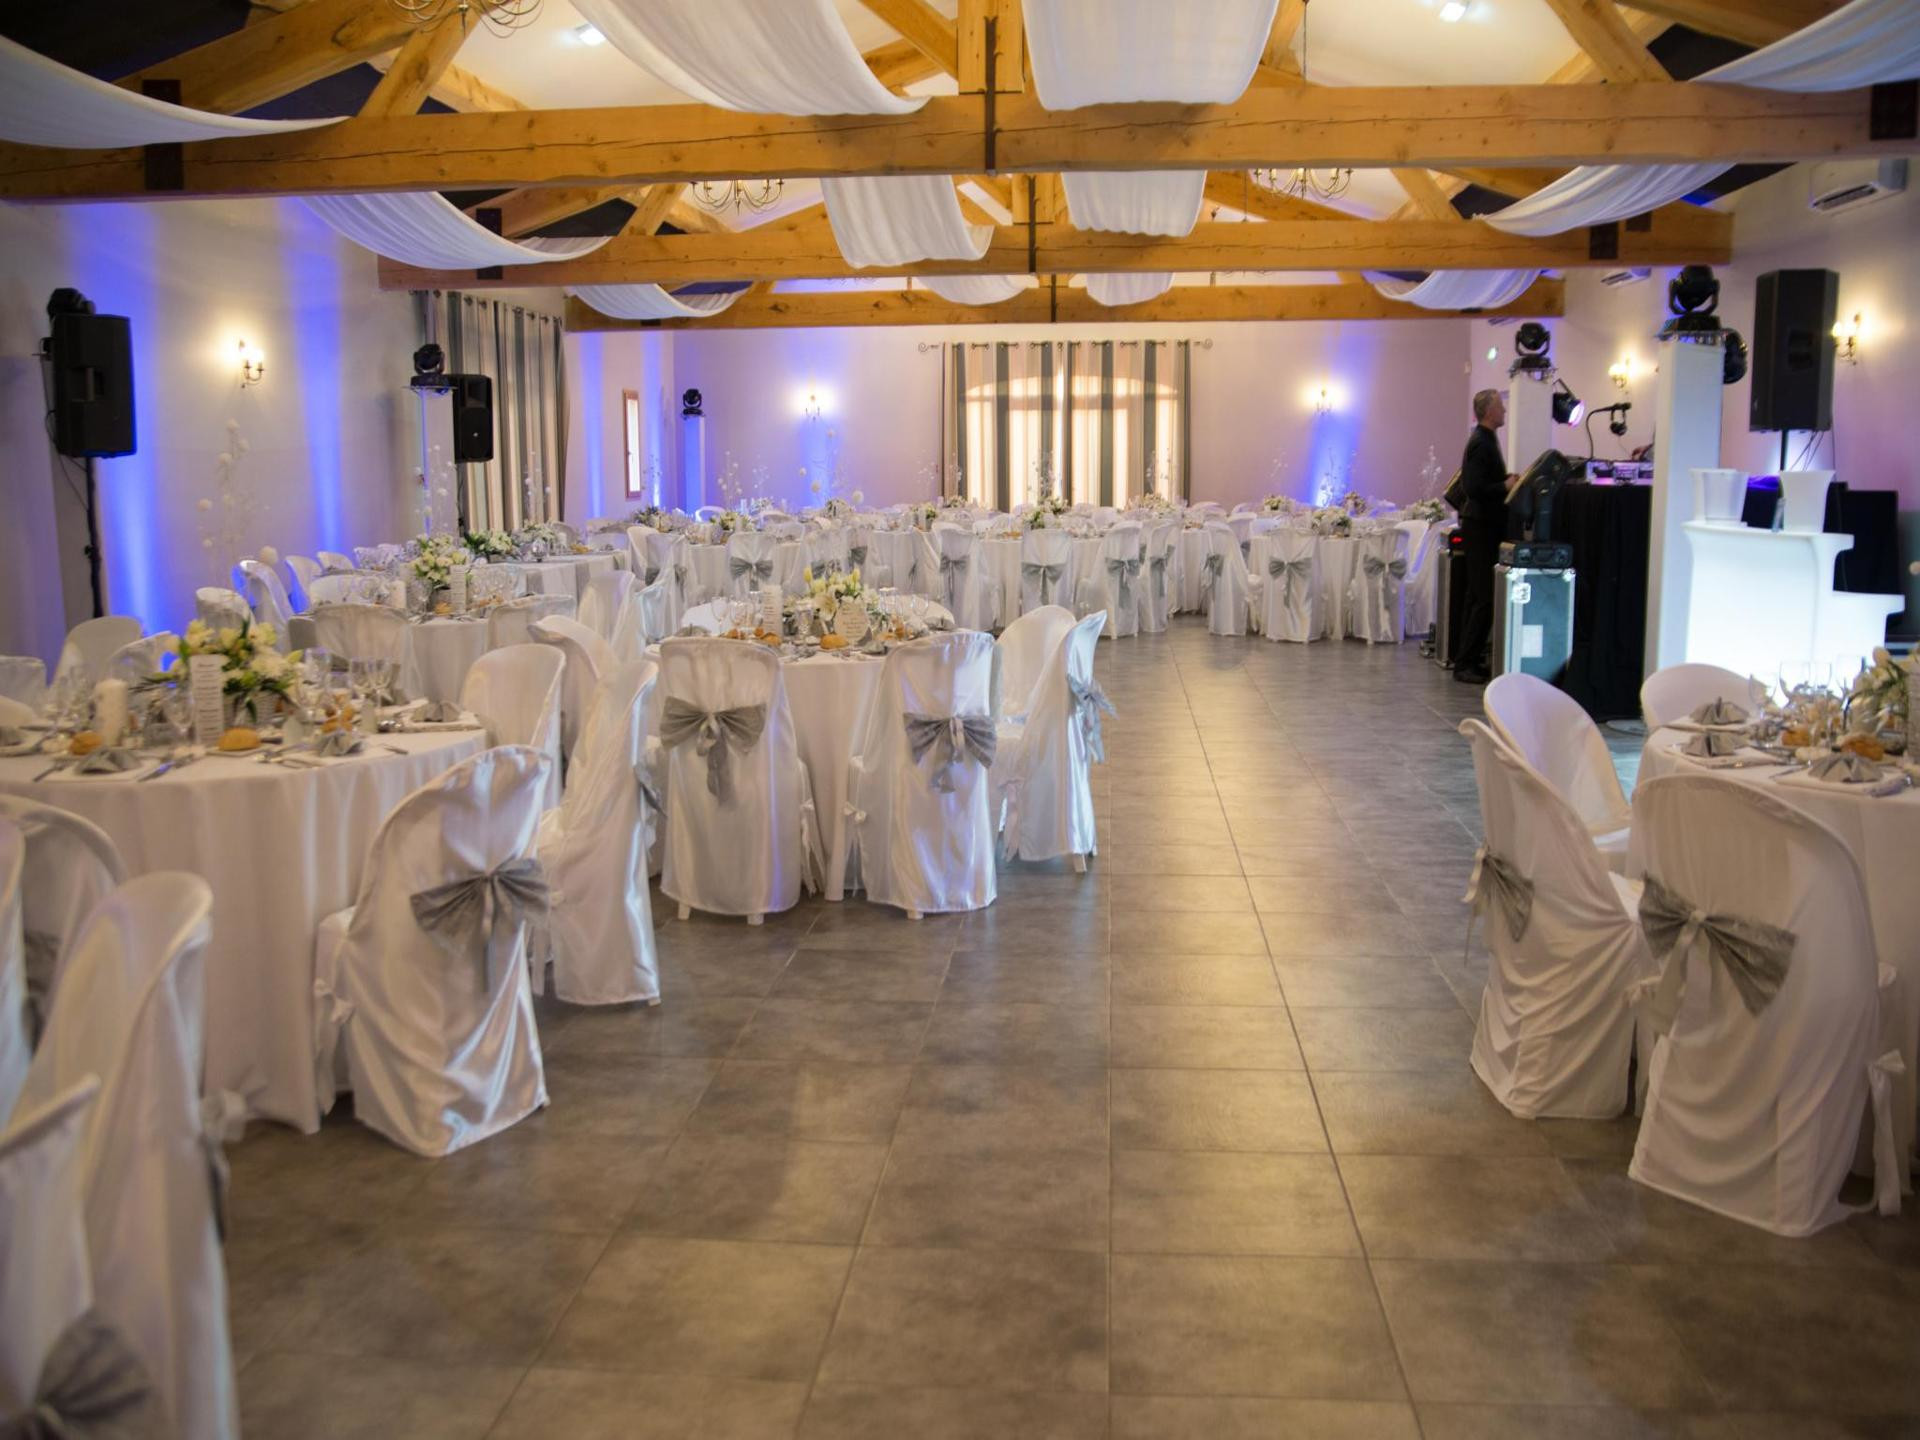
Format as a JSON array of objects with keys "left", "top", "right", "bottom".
[
  {"left": 1847, "top": 646, "right": 1916, "bottom": 754},
  {"left": 1339, "top": 490, "right": 1373, "bottom": 517},
  {"left": 802, "top": 565, "right": 863, "bottom": 616},
  {"left": 911, "top": 502, "right": 940, "bottom": 529},
  {"left": 1260, "top": 495, "right": 1300, "bottom": 516},
  {"left": 1134, "top": 491, "right": 1175, "bottom": 515},
  {"left": 822, "top": 495, "right": 860, "bottom": 520},
  {"left": 713, "top": 509, "right": 750, "bottom": 535},
  {"left": 411, "top": 534, "right": 472, "bottom": 592},
  {"left": 1405, "top": 497, "right": 1453, "bottom": 524},
  {"left": 512, "top": 522, "right": 565, "bottom": 558},
  {"left": 463, "top": 528, "right": 513, "bottom": 560},
  {"left": 628, "top": 505, "right": 671, "bottom": 531},
  {"left": 1309, "top": 506, "right": 1353, "bottom": 538},
  {"left": 164, "top": 618, "right": 301, "bottom": 724}
]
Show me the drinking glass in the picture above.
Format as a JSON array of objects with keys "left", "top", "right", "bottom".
[{"left": 348, "top": 658, "right": 376, "bottom": 716}]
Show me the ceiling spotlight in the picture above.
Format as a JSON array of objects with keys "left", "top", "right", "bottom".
[
  {"left": 1551, "top": 378, "right": 1584, "bottom": 426},
  {"left": 573, "top": 22, "right": 605, "bottom": 46},
  {"left": 1438, "top": 1, "right": 1467, "bottom": 20},
  {"left": 1510, "top": 320, "right": 1552, "bottom": 376}
]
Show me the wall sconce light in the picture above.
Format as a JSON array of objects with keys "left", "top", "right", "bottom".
[
  {"left": 1831, "top": 311, "right": 1866, "bottom": 365},
  {"left": 1607, "top": 356, "right": 1635, "bottom": 391},
  {"left": 803, "top": 390, "right": 822, "bottom": 420},
  {"left": 1304, "top": 381, "right": 1341, "bottom": 414},
  {"left": 237, "top": 339, "right": 266, "bottom": 387}
]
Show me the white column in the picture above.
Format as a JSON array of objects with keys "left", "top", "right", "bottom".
[
  {"left": 1646, "top": 337, "right": 1724, "bottom": 673},
  {"left": 679, "top": 411, "right": 706, "bottom": 512},
  {"left": 1506, "top": 369, "right": 1554, "bottom": 478}
]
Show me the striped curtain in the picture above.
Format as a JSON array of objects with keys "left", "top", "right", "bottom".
[
  {"left": 945, "top": 340, "right": 1190, "bottom": 507},
  {"left": 415, "top": 291, "right": 568, "bottom": 532}
]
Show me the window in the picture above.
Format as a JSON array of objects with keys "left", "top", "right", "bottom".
[{"left": 623, "top": 389, "right": 644, "bottom": 497}]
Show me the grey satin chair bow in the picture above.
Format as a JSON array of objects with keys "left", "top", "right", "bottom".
[
  {"left": 1362, "top": 554, "right": 1409, "bottom": 584},
  {"left": 1633, "top": 872, "right": 1795, "bottom": 1031},
  {"left": 1201, "top": 551, "right": 1225, "bottom": 592},
  {"left": 1022, "top": 561, "right": 1066, "bottom": 606},
  {"left": 660, "top": 697, "right": 767, "bottom": 805},
  {"left": 1067, "top": 674, "right": 1116, "bottom": 763},
  {"left": 1106, "top": 556, "right": 1141, "bottom": 614},
  {"left": 904, "top": 711, "right": 996, "bottom": 793},
  {"left": 1267, "top": 555, "right": 1312, "bottom": 608},
  {"left": 938, "top": 552, "right": 969, "bottom": 609},
  {"left": 642, "top": 563, "right": 661, "bottom": 586},
  {"left": 632, "top": 762, "right": 663, "bottom": 816},
  {"left": 3, "top": 1308, "right": 164, "bottom": 1440},
  {"left": 409, "top": 855, "right": 551, "bottom": 988},
  {"left": 848, "top": 545, "right": 868, "bottom": 570},
  {"left": 1461, "top": 845, "right": 1534, "bottom": 948},
  {"left": 1148, "top": 551, "right": 1169, "bottom": 606},
  {"left": 728, "top": 554, "right": 775, "bottom": 587},
  {"left": 21, "top": 928, "right": 58, "bottom": 1045}
]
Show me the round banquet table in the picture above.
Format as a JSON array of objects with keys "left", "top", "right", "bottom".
[
  {"left": 979, "top": 536, "right": 1105, "bottom": 628},
  {"left": 508, "top": 552, "right": 619, "bottom": 600},
  {"left": 401, "top": 614, "right": 492, "bottom": 711},
  {"left": 1634, "top": 729, "right": 1920, "bottom": 1169},
  {"left": 0, "top": 728, "right": 488, "bottom": 1130}
]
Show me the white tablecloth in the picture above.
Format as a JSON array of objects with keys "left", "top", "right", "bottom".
[
  {"left": 0, "top": 729, "right": 488, "bottom": 1129},
  {"left": 508, "top": 552, "right": 618, "bottom": 600},
  {"left": 1635, "top": 730, "right": 1920, "bottom": 1169},
  {"left": 402, "top": 616, "right": 492, "bottom": 709}
]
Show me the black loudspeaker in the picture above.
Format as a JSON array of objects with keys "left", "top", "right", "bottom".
[
  {"left": 48, "top": 311, "right": 136, "bottom": 458},
  {"left": 1749, "top": 269, "right": 1837, "bottom": 434},
  {"left": 451, "top": 373, "right": 494, "bottom": 463}
]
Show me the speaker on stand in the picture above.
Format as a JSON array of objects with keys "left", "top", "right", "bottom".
[
  {"left": 41, "top": 288, "right": 137, "bottom": 619},
  {"left": 451, "top": 373, "right": 494, "bottom": 464},
  {"left": 1749, "top": 268, "right": 1838, "bottom": 470}
]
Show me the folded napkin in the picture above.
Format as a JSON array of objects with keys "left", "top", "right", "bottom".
[
  {"left": 71, "top": 746, "right": 144, "bottom": 775},
  {"left": 1690, "top": 697, "right": 1749, "bottom": 726},
  {"left": 1683, "top": 731, "right": 1741, "bottom": 759},
  {"left": 0, "top": 725, "right": 25, "bottom": 747},
  {"left": 311, "top": 730, "right": 364, "bottom": 758},
  {"left": 1805, "top": 752, "right": 1884, "bottom": 784}
]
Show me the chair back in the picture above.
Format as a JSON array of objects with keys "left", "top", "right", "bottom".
[
  {"left": 995, "top": 605, "right": 1075, "bottom": 722},
  {"left": 15, "top": 871, "right": 237, "bottom": 1440},
  {"left": 0, "top": 656, "right": 46, "bottom": 712},
  {"left": 1000, "top": 609, "right": 1106, "bottom": 863},
  {"left": 315, "top": 550, "right": 354, "bottom": 571},
  {"left": 1484, "top": 672, "right": 1631, "bottom": 838},
  {"left": 695, "top": 506, "right": 723, "bottom": 523},
  {"left": 724, "top": 531, "right": 780, "bottom": 599},
  {"left": 285, "top": 554, "right": 321, "bottom": 611},
  {"left": 485, "top": 593, "right": 573, "bottom": 650},
  {"left": 578, "top": 569, "right": 635, "bottom": 643},
  {"left": 0, "top": 796, "right": 126, "bottom": 1038},
  {"left": 550, "top": 523, "right": 580, "bottom": 547},
  {"left": 931, "top": 525, "right": 989, "bottom": 630},
  {"left": 310, "top": 603, "right": 409, "bottom": 669},
  {"left": 55, "top": 617, "right": 143, "bottom": 691},
  {"left": 1260, "top": 525, "right": 1321, "bottom": 643},
  {"left": 194, "top": 588, "right": 253, "bottom": 634},
  {"left": 460, "top": 644, "right": 564, "bottom": 792},
  {"left": 234, "top": 560, "right": 295, "bottom": 633},
  {"left": 104, "top": 632, "right": 178, "bottom": 687},
  {"left": 530, "top": 614, "right": 610, "bottom": 762},
  {"left": 1350, "top": 525, "right": 1410, "bottom": 644},
  {"left": 1640, "top": 662, "right": 1753, "bottom": 731},
  {"left": 625, "top": 525, "right": 658, "bottom": 579}
]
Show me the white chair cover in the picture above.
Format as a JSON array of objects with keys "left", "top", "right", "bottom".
[
  {"left": 1259, "top": 526, "right": 1323, "bottom": 643},
  {"left": 1348, "top": 526, "right": 1410, "bottom": 644},
  {"left": 0, "top": 656, "right": 47, "bottom": 711},
  {"left": 309, "top": 603, "right": 409, "bottom": 673},
  {"left": 849, "top": 632, "right": 998, "bottom": 915},
  {"left": 1226, "top": 513, "right": 1256, "bottom": 556},
  {"left": 0, "top": 1078, "right": 106, "bottom": 1429},
  {"left": 724, "top": 530, "right": 780, "bottom": 599},
  {"left": 234, "top": 559, "right": 295, "bottom": 634},
  {"left": 993, "top": 605, "right": 1076, "bottom": 729},
  {"left": 194, "top": 587, "right": 252, "bottom": 632},
  {"left": 932, "top": 527, "right": 994, "bottom": 632},
  {"left": 999, "top": 610, "right": 1108, "bottom": 866},
  {"left": 578, "top": 569, "right": 635, "bottom": 644},
  {"left": 657, "top": 638, "right": 813, "bottom": 921},
  {"left": 905, "top": 529, "right": 943, "bottom": 600},
  {"left": 1630, "top": 773, "right": 1903, "bottom": 1234},
  {"left": 315, "top": 550, "right": 354, "bottom": 572},
  {"left": 608, "top": 586, "right": 649, "bottom": 665},
  {"left": 103, "top": 633, "right": 177, "bottom": 687},
  {"left": 1460, "top": 720, "right": 1652, "bottom": 1120},
  {"left": 1018, "top": 528, "right": 1075, "bottom": 618},
  {"left": 1199, "top": 521, "right": 1257, "bottom": 637},
  {"left": 486, "top": 593, "right": 574, "bottom": 650},
  {"left": 460, "top": 645, "right": 565, "bottom": 811},
  {"left": 14, "top": 871, "right": 238, "bottom": 1440},
  {"left": 534, "top": 659, "right": 660, "bottom": 1005},
  {"left": 1402, "top": 521, "right": 1447, "bottom": 638},
  {"left": 625, "top": 524, "right": 659, "bottom": 582},
  {"left": 1640, "top": 662, "right": 1753, "bottom": 731},
  {"left": 285, "top": 554, "right": 322, "bottom": 612},
  {"left": 1081, "top": 523, "right": 1143, "bottom": 638},
  {"left": 645, "top": 531, "right": 695, "bottom": 623},
  {"left": 52, "top": 617, "right": 142, "bottom": 692},
  {"left": 530, "top": 614, "right": 610, "bottom": 765},
  {"left": 1485, "top": 673, "right": 1633, "bottom": 873},
  {"left": 0, "top": 821, "right": 26, "bottom": 1130},
  {"left": 0, "top": 796, "right": 125, "bottom": 1043},
  {"left": 1141, "top": 520, "right": 1179, "bottom": 633},
  {"left": 311, "top": 746, "right": 553, "bottom": 1156}
]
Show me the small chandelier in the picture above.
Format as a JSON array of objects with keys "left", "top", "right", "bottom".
[
  {"left": 387, "top": 0, "right": 542, "bottom": 38},
  {"left": 689, "top": 179, "right": 786, "bottom": 216},
  {"left": 1252, "top": 167, "right": 1355, "bottom": 203}
]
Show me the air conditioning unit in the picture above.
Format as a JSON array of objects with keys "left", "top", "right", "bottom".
[
  {"left": 1807, "top": 158, "right": 1907, "bottom": 214},
  {"left": 1599, "top": 267, "right": 1650, "bottom": 288}
]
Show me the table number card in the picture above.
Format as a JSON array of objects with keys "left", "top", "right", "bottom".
[
  {"left": 188, "top": 654, "right": 227, "bottom": 745},
  {"left": 833, "top": 604, "right": 869, "bottom": 645},
  {"left": 759, "top": 584, "right": 783, "bottom": 637}
]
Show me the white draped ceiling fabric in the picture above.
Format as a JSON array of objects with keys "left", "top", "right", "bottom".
[
  {"left": 1483, "top": 0, "right": 1920, "bottom": 236},
  {"left": 0, "top": 34, "right": 340, "bottom": 147},
  {"left": 918, "top": 275, "right": 1038, "bottom": 306},
  {"left": 822, "top": 176, "right": 992, "bottom": 268},
  {"left": 1027, "top": 0, "right": 1277, "bottom": 237},
  {"left": 1367, "top": 269, "right": 1542, "bottom": 311},
  {"left": 1083, "top": 273, "right": 1176, "bottom": 307},
  {"left": 302, "top": 193, "right": 612, "bottom": 270},
  {"left": 572, "top": 0, "right": 920, "bottom": 113},
  {"left": 569, "top": 285, "right": 743, "bottom": 320}
]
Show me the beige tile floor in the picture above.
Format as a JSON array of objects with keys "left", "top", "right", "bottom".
[{"left": 228, "top": 620, "right": 1920, "bottom": 1439}]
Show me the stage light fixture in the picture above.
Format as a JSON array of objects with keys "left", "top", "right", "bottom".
[
  {"left": 1510, "top": 321, "right": 1553, "bottom": 377},
  {"left": 1551, "top": 378, "right": 1584, "bottom": 426}
]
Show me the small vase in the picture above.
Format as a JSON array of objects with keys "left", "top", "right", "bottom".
[{"left": 1778, "top": 470, "right": 1834, "bottom": 533}]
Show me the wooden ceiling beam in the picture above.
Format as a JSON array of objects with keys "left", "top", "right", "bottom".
[
  {"left": 1249, "top": 0, "right": 1308, "bottom": 86},
  {"left": 1391, "top": 168, "right": 1463, "bottom": 220},
  {"left": 1437, "top": 167, "right": 1563, "bottom": 197},
  {"left": 1201, "top": 172, "right": 1353, "bottom": 223},
  {"left": 118, "top": 0, "right": 413, "bottom": 114},
  {"left": 373, "top": 212, "right": 1726, "bottom": 290},
  {"left": 862, "top": 38, "right": 947, "bottom": 90},
  {"left": 855, "top": 0, "right": 960, "bottom": 78},
  {"left": 364, "top": 50, "right": 527, "bottom": 113},
  {"left": 358, "top": 10, "right": 470, "bottom": 118},
  {"left": 3, "top": 84, "right": 1896, "bottom": 202},
  {"left": 958, "top": 0, "right": 1023, "bottom": 93},
  {"left": 1617, "top": 0, "right": 1845, "bottom": 46},
  {"left": 1540, "top": 0, "right": 1672, "bottom": 82},
  {"left": 1545, "top": 6, "right": 1670, "bottom": 81},
  {"left": 621, "top": 183, "right": 689, "bottom": 237},
  {"left": 565, "top": 277, "right": 1565, "bottom": 331}
]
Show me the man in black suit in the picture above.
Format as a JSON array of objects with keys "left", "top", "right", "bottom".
[{"left": 1452, "top": 388, "right": 1512, "bottom": 684}]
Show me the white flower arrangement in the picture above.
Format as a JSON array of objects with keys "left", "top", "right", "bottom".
[
  {"left": 1848, "top": 646, "right": 1916, "bottom": 744},
  {"left": 1260, "top": 495, "right": 1300, "bottom": 516},
  {"left": 802, "top": 565, "right": 863, "bottom": 614},
  {"left": 1022, "top": 505, "right": 1055, "bottom": 531},
  {"left": 168, "top": 616, "right": 302, "bottom": 720},
  {"left": 1309, "top": 506, "right": 1354, "bottom": 538},
  {"left": 410, "top": 534, "right": 472, "bottom": 590},
  {"left": 1404, "top": 497, "right": 1453, "bottom": 524},
  {"left": 512, "top": 522, "right": 565, "bottom": 556},
  {"left": 1339, "top": 490, "right": 1373, "bottom": 517},
  {"left": 911, "top": 502, "right": 940, "bottom": 528},
  {"left": 1134, "top": 491, "right": 1176, "bottom": 514},
  {"left": 822, "top": 496, "right": 855, "bottom": 520},
  {"left": 713, "top": 509, "right": 750, "bottom": 534},
  {"left": 463, "top": 528, "right": 513, "bottom": 559}
]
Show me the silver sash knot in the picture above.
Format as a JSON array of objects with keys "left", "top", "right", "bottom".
[
  {"left": 1267, "top": 556, "right": 1312, "bottom": 608},
  {"left": 1106, "top": 556, "right": 1141, "bottom": 613},
  {"left": 1022, "top": 560, "right": 1066, "bottom": 606},
  {"left": 848, "top": 545, "right": 868, "bottom": 569},
  {"left": 1632, "top": 872, "right": 1795, "bottom": 1032},
  {"left": 728, "top": 555, "right": 774, "bottom": 586},
  {"left": 904, "top": 711, "right": 996, "bottom": 793},
  {"left": 1067, "top": 674, "right": 1117, "bottom": 763},
  {"left": 2, "top": 1309, "right": 164, "bottom": 1440},
  {"left": 643, "top": 563, "right": 660, "bottom": 586},
  {"left": 409, "top": 856, "right": 550, "bottom": 989},
  {"left": 660, "top": 697, "right": 767, "bottom": 805},
  {"left": 1461, "top": 845, "right": 1534, "bottom": 943},
  {"left": 1362, "top": 554, "right": 1409, "bottom": 583},
  {"left": 632, "top": 762, "right": 663, "bottom": 816},
  {"left": 1148, "top": 553, "right": 1169, "bottom": 604},
  {"left": 938, "top": 553, "right": 969, "bottom": 609}
]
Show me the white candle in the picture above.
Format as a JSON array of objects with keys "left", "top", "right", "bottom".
[{"left": 93, "top": 678, "right": 129, "bottom": 746}]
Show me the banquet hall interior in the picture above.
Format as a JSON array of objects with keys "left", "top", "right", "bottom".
[{"left": 3, "top": 0, "right": 1920, "bottom": 1435}]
